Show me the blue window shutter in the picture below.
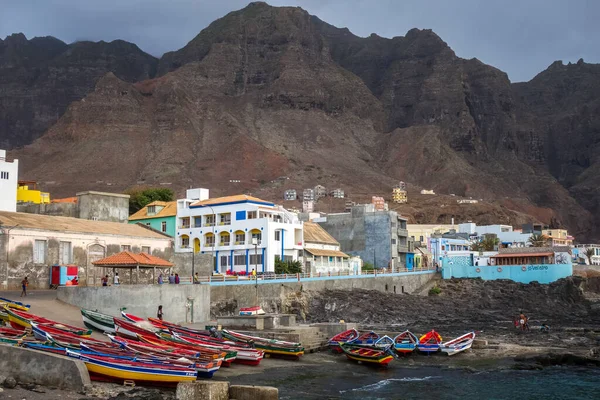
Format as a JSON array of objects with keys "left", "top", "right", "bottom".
[{"left": 236, "top": 211, "right": 246, "bottom": 221}]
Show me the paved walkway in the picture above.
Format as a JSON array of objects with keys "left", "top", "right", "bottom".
[{"left": 1, "top": 290, "right": 106, "bottom": 340}]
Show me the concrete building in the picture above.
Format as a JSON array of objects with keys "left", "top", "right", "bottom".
[
  {"left": 302, "top": 200, "right": 314, "bottom": 213},
  {"left": 428, "top": 236, "right": 471, "bottom": 267},
  {"left": 0, "top": 211, "right": 173, "bottom": 289},
  {"left": 302, "top": 222, "right": 350, "bottom": 274},
  {"left": 331, "top": 189, "right": 344, "bottom": 199},
  {"left": 17, "top": 181, "right": 50, "bottom": 204},
  {"left": 284, "top": 189, "right": 297, "bottom": 201},
  {"left": 407, "top": 224, "right": 455, "bottom": 247},
  {"left": 372, "top": 196, "right": 385, "bottom": 211},
  {"left": 128, "top": 201, "right": 177, "bottom": 236},
  {"left": 175, "top": 194, "right": 304, "bottom": 274},
  {"left": 315, "top": 204, "right": 410, "bottom": 269},
  {"left": 421, "top": 189, "right": 435, "bottom": 195},
  {"left": 574, "top": 244, "right": 600, "bottom": 265},
  {"left": 0, "top": 149, "right": 18, "bottom": 212},
  {"left": 543, "top": 229, "right": 574, "bottom": 247},
  {"left": 458, "top": 223, "right": 532, "bottom": 248},
  {"left": 314, "top": 185, "right": 327, "bottom": 200},
  {"left": 392, "top": 186, "right": 407, "bottom": 204},
  {"left": 303, "top": 189, "right": 315, "bottom": 202},
  {"left": 18, "top": 191, "right": 130, "bottom": 223}
]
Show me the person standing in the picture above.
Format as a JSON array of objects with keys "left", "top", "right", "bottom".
[
  {"left": 157, "top": 305, "right": 163, "bottom": 320},
  {"left": 101, "top": 275, "right": 108, "bottom": 286},
  {"left": 20, "top": 276, "right": 28, "bottom": 297},
  {"left": 251, "top": 268, "right": 256, "bottom": 278},
  {"left": 158, "top": 273, "right": 164, "bottom": 284},
  {"left": 193, "top": 273, "right": 200, "bottom": 284},
  {"left": 175, "top": 273, "right": 180, "bottom": 284},
  {"left": 114, "top": 272, "right": 120, "bottom": 285},
  {"left": 169, "top": 273, "right": 175, "bottom": 284}
]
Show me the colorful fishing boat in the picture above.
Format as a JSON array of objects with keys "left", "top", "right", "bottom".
[
  {"left": 173, "top": 332, "right": 263, "bottom": 366},
  {"left": 339, "top": 343, "right": 394, "bottom": 366},
  {"left": 0, "top": 297, "right": 30, "bottom": 311},
  {"left": 0, "top": 326, "right": 28, "bottom": 345},
  {"left": 222, "top": 329, "right": 304, "bottom": 358},
  {"left": 239, "top": 306, "right": 265, "bottom": 316},
  {"left": 22, "top": 342, "right": 68, "bottom": 355},
  {"left": 81, "top": 309, "right": 116, "bottom": 333},
  {"left": 152, "top": 333, "right": 237, "bottom": 366},
  {"left": 67, "top": 349, "right": 198, "bottom": 385},
  {"left": 328, "top": 329, "right": 359, "bottom": 353},
  {"left": 350, "top": 331, "right": 379, "bottom": 345},
  {"left": 113, "top": 318, "right": 158, "bottom": 340},
  {"left": 0, "top": 308, "right": 8, "bottom": 324},
  {"left": 5, "top": 308, "right": 92, "bottom": 336},
  {"left": 417, "top": 330, "right": 442, "bottom": 354},
  {"left": 440, "top": 332, "right": 475, "bottom": 356},
  {"left": 393, "top": 331, "right": 418, "bottom": 354}
]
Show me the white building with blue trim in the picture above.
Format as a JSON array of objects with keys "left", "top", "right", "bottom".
[{"left": 175, "top": 193, "right": 303, "bottom": 274}]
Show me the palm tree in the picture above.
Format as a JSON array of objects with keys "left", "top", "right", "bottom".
[
  {"left": 528, "top": 233, "right": 548, "bottom": 247},
  {"left": 585, "top": 248, "right": 596, "bottom": 265},
  {"left": 481, "top": 236, "right": 499, "bottom": 251}
]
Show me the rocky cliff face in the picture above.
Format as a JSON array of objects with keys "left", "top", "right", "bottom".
[
  {"left": 4, "top": 2, "right": 600, "bottom": 239},
  {"left": 0, "top": 33, "right": 157, "bottom": 148}
]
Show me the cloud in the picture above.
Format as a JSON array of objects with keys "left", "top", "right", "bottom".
[{"left": 1, "top": 0, "right": 598, "bottom": 82}]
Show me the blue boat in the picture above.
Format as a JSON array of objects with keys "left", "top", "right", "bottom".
[
  {"left": 393, "top": 331, "right": 418, "bottom": 354},
  {"left": 350, "top": 331, "right": 379, "bottom": 345},
  {"left": 417, "top": 330, "right": 442, "bottom": 354}
]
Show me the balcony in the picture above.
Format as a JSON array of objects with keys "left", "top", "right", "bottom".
[
  {"left": 218, "top": 221, "right": 231, "bottom": 226},
  {"left": 234, "top": 241, "right": 245, "bottom": 245},
  {"left": 397, "top": 228, "right": 408, "bottom": 237},
  {"left": 203, "top": 223, "right": 215, "bottom": 227},
  {"left": 179, "top": 225, "right": 190, "bottom": 229},
  {"left": 219, "top": 241, "right": 230, "bottom": 246},
  {"left": 397, "top": 245, "right": 409, "bottom": 254},
  {"left": 205, "top": 242, "right": 215, "bottom": 247}
]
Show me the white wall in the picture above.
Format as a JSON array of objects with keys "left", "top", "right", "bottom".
[{"left": 0, "top": 150, "right": 18, "bottom": 212}]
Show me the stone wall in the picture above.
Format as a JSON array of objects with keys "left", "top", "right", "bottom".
[
  {"left": 77, "top": 191, "right": 129, "bottom": 223},
  {"left": 172, "top": 252, "right": 214, "bottom": 277},
  {"left": 210, "top": 272, "right": 435, "bottom": 319},
  {"left": 57, "top": 283, "right": 211, "bottom": 324},
  {"left": 17, "top": 202, "right": 78, "bottom": 218}
]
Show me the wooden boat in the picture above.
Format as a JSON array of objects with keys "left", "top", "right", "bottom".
[
  {"left": 0, "top": 326, "right": 28, "bottom": 345},
  {"left": 393, "top": 331, "right": 418, "bottom": 354},
  {"left": 373, "top": 335, "right": 394, "bottom": 350},
  {"left": 6, "top": 308, "right": 92, "bottom": 336},
  {"left": 81, "top": 309, "right": 116, "bottom": 333},
  {"left": 67, "top": 349, "right": 198, "bottom": 385},
  {"left": 440, "top": 332, "right": 475, "bottom": 356},
  {"left": 22, "top": 342, "right": 67, "bottom": 355},
  {"left": 0, "top": 308, "right": 8, "bottom": 324},
  {"left": 328, "top": 329, "right": 359, "bottom": 353},
  {"left": 222, "top": 329, "right": 304, "bottom": 358},
  {"left": 350, "top": 331, "right": 379, "bottom": 345},
  {"left": 239, "top": 306, "right": 265, "bottom": 316},
  {"left": 113, "top": 318, "right": 158, "bottom": 340},
  {"left": 173, "top": 332, "right": 263, "bottom": 366},
  {"left": 0, "top": 297, "right": 30, "bottom": 311},
  {"left": 32, "top": 325, "right": 105, "bottom": 349},
  {"left": 150, "top": 333, "right": 236, "bottom": 366},
  {"left": 339, "top": 343, "right": 394, "bottom": 366},
  {"left": 417, "top": 330, "right": 442, "bottom": 354}
]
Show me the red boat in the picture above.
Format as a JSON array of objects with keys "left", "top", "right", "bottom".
[
  {"left": 110, "top": 335, "right": 223, "bottom": 364},
  {"left": 174, "top": 332, "right": 263, "bottom": 366},
  {"left": 139, "top": 334, "right": 232, "bottom": 364},
  {"left": 328, "top": 329, "right": 359, "bottom": 353},
  {"left": 6, "top": 308, "right": 92, "bottom": 336},
  {"left": 113, "top": 318, "right": 158, "bottom": 340}
]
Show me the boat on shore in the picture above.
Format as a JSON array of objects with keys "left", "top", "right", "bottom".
[
  {"left": 0, "top": 326, "right": 29, "bottom": 344},
  {"left": 0, "top": 297, "right": 30, "bottom": 311},
  {"left": 81, "top": 309, "right": 116, "bottom": 333},
  {"left": 222, "top": 329, "right": 304, "bottom": 359},
  {"left": 393, "top": 331, "right": 418, "bottom": 354},
  {"left": 417, "top": 330, "right": 442, "bottom": 354},
  {"left": 6, "top": 308, "right": 92, "bottom": 336},
  {"left": 328, "top": 329, "right": 359, "bottom": 353},
  {"left": 113, "top": 318, "right": 158, "bottom": 340},
  {"left": 172, "top": 331, "right": 263, "bottom": 366},
  {"left": 239, "top": 306, "right": 265, "bottom": 316},
  {"left": 339, "top": 343, "right": 394, "bottom": 366},
  {"left": 440, "top": 332, "right": 475, "bottom": 356},
  {"left": 350, "top": 331, "right": 379, "bottom": 345}
]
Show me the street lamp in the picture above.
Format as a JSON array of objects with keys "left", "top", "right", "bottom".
[{"left": 251, "top": 237, "right": 259, "bottom": 306}]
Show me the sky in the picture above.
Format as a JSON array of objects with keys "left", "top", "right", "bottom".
[{"left": 1, "top": 0, "right": 598, "bottom": 82}]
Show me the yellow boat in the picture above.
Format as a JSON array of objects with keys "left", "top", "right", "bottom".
[{"left": 0, "top": 297, "right": 30, "bottom": 312}]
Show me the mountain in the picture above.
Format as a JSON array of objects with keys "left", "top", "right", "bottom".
[
  {"left": 4, "top": 2, "right": 600, "bottom": 239},
  {"left": 0, "top": 33, "right": 158, "bottom": 148}
]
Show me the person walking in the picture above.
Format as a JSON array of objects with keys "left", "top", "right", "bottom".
[
  {"left": 114, "top": 272, "right": 120, "bottom": 285},
  {"left": 20, "top": 276, "right": 28, "bottom": 297},
  {"left": 158, "top": 273, "right": 164, "bottom": 284},
  {"left": 193, "top": 273, "right": 200, "bottom": 284},
  {"left": 251, "top": 268, "right": 256, "bottom": 278},
  {"left": 157, "top": 305, "right": 163, "bottom": 320},
  {"left": 169, "top": 273, "right": 175, "bottom": 284},
  {"left": 174, "top": 273, "right": 180, "bottom": 284}
]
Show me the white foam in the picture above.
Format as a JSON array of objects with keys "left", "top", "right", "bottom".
[{"left": 340, "top": 376, "right": 438, "bottom": 393}]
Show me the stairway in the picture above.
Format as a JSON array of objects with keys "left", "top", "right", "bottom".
[{"left": 301, "top": 328, "right": 330, "bottom": 353}]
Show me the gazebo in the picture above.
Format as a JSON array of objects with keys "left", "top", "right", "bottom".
[{"left": 92, "top": 251, "right": 174, "bottom": 284}]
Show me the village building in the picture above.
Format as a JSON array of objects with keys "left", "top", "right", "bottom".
[
  {"left": 0, "top": 149, "right": 18, "bottom": 212},
  {"left": 175, "top": 194, "right": 304, "bottom": 274},
  {"left": 302, "top": 222, "right": 351, "bottom": 274},
  {"left": 543, "top": 229, "right": 574, "bottom": 247},
  {"left": 283, "top": 189, "right": 297, "bottom": 201},
  {"left": 407, "top": 224, "right": 455, "bottom": 247},
  {"left": 0, "top": 211, "right": 173, "bottom": 290},
  {"left": 313, "top": 185, "right": 327, "bottom": 200},
  {"left": 17, "top": 181, "right": 50, "bottom": 204},
  {"left": 128, "top": 201, "right": 177, "bottom": 236},
  {"left": 574, "top": 244, "right": 600, "bottom": 265}
]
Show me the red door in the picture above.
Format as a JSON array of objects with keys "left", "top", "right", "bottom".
[{"left": 51, "top": 266, "right": 60, "bottom": 285}]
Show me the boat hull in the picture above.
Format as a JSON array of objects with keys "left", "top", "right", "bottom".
[
  {"left": 394, "top": 344, "right": 416, "bottom": 354},
  {"left": 81, "top": 310, "right": 116, "bottom": 334},
  {"left": 440, "top": 342, "right": 472, "bottom": 356}
]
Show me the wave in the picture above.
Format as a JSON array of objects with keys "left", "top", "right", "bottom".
[{"left": 340, "top": 376, "right": 439, "bottom": 393}]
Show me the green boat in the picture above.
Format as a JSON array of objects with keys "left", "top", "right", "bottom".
[
  {"left": 222, "top": 329, "right": 304, "bottom": 358},
  {"left": 80, "top": 309, "right": 116, "bottom": 334}
]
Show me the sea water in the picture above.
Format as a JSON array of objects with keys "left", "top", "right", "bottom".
[{"left": 231, "top": 364, "right": 600, "bottom": 400}]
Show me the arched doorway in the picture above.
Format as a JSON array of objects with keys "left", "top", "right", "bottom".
[{"left": 87, "top": 243, "right": 106, "bottom": 286}]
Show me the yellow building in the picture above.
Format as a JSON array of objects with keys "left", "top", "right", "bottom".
[
  {"left": 392, "top": 187, "right": 407, "bottom": 203},
  {"left": 543, "top": 229, "right": 573, "bottom": 246},
  {"left": 17, "top": 181, "right": 50, "bottom": 204},
  {"left": 407, "top": 224, "right": 455, "bottom": 246}
]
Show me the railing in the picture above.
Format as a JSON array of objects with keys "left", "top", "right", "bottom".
[
  {"left": 204, "top": 223, "right": 215, "bottom": 227},
  {"left": 234, "top": 241, "right": 245, "bottom": 245},
  {"left": 219, "top": 242, "right": 230, "bottom": 246}
]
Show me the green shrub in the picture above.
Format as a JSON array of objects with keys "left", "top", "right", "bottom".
[
  {"left": 362, "top": 262, "right": 374, "bottom": 271},
  {"left": 274, "top": 256, "right": 303, "bottom": 274},
  {"left": 429, "top": 285, "right": 442, "bottom": 296}
]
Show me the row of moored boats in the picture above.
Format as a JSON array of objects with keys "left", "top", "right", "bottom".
[
  {"left": 0, "top": 298, "right": 304, "bottom": 386},
  {"left": 328, "top": 328, "right": 476, "bottom": 366}
]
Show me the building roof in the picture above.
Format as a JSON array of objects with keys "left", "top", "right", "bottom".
[
  {"left": 0, "top": 211, "right": 171, "bottom": 239},
  {"left": 305, "top": 248, "right": 349, "bottom": 258},
  {"left": 92, "top": 251, "right": 173, "bottom": 267},
  {"left": 190, "top": 195, "right": 274, "bottom": 208},
  {"left": 129, "top": 201, "right": 177, "bottom": 221},
  {"left": 304, "top": 222, "right": 339, "bottom": 245},
  {"left": 492, "top": 252, "right": 553, "bottom": 258},
  {"left": 498, "top": 246, "right": 571, "bottom": 254}
]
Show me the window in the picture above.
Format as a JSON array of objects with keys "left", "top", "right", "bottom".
[
  {"left": 194, "top": 217, "right": 202, "bottom": 228},
  {"left": 145, "top": 222, "right": 151, "bottom": 226},
  {"left": 161, "top": 221, "right": 167, "bottom": 232},
  {"left": 147, "top": 205, "right": 156, "bottom": 215},
  {"left": 121, "top": 245, "right": 131, "bottom": 252},
  {"left": 59, "top": 241, "right": 72, "bottom": 264},
  {"left": 220, "top": 255, "right": 230, "bottom": 267},
  {"left": 247, "top": 211, "right": 257, "bottom": 219},
  {"left": 236, "top": 210, "right": 246, "bottom": 221},
  {"left": 275, "top": 231, "right": 281, "bottom": 241},
  {"left": 220, "top": 234, "right": 230, "bottom": 246},
  {"left": 251, "top": 232, "right": 262, "bottom": 243},
  {"left": 204, "top": 215, "right": 215, "bottom": 226},
  {"left": 419, "top": 236, "right": 424, "bottom": 243},
  {"left": 234, "top": 255, "right": 246, "bottom": 265},
  {"left": 141, "top": 246, "right": 151, "bottom": 254},
  {"left": 181, "top": 236, "right": 190, "bottom": 248},
  {"left": 180, "top": 217, "right": 190, "bottom": 228},
  {"left": 219, "top": 213, "right": 231, "bottom": 225},
  {"left": 205, "top": 235, "right": 215, "bottom": 246},
  {"left": 391, "top": 238, "right": 396, "bottom": 245},
  {"left": 250, "top": 254, "right": 263, "bottom": 265},
  {"left": 34, "top": 240, "right": 46, "bottom": 263},
  {"left": 235, "top": 233, "right": 245, "bottom": 245}
]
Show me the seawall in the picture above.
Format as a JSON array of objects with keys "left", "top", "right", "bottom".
[
  {"left": 210, "top": 271, "right": 436, "bottom": 318},
  {"left": 0, "top": 345, "right": 90, "bottom": 390},
  {"left": 57, "top": 284, "right": 211, "bottom": 324}
]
